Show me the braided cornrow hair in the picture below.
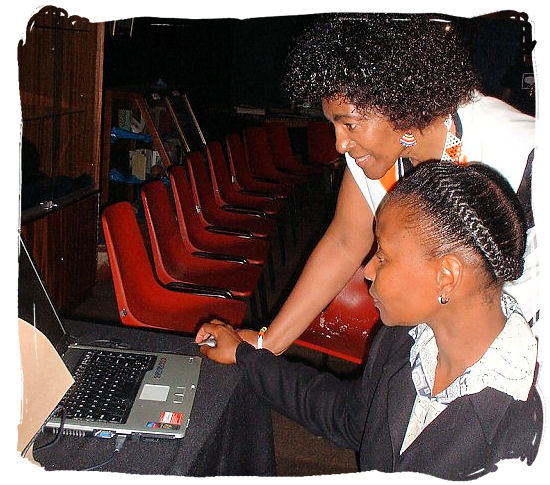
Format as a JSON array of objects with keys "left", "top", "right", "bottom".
[{"left": 381, "top": 162, "right": 527, "bottom": 284}]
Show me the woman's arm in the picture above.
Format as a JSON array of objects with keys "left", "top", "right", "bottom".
[
  {"left": 197, "top": 319, "right": 367, "bottom": 451},
  {"left": 240, "top": 168, "right": 375, "bottom": 354}
]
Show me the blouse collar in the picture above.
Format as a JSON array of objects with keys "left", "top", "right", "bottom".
[{"left": 408, "top": 293, "right": 537, "bottom": 403}]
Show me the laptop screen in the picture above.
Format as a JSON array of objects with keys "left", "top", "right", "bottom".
[{"left": 18, "top": 235, "right": 68, "bottom": 355}]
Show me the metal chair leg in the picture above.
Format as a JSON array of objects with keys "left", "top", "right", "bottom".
[
  {"left": 258, "top": 275, "right": 269, "bottom": 323},
  {"left": 249, "top": 292, "right": 259, "bottom": 324},
  {"left": 277, "top": 218, "right": 286, "bottom": 266},
  {"left": 267, "top": 251, "right": 276, "bottom": 292},
  {"left": 287, "top": 201, "right": 297, "bottom": 244}
]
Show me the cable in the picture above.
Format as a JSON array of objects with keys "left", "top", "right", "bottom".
[
  {"left": 21, "top": 405, "right": 67, "bottom": 459},
  {"left": 22, "top": 405, "right": 128, "bottom": 473},
  {"left": 33, "top": 406, "right": 67, "bottom": 453},
  {"left": 79, "top": 434, "right": 128, "bottom": 471}
]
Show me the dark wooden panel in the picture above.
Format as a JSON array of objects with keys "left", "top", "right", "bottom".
[
  {"left": 21, "top": 193, "right": 99, "bottom": 312},
  {"left": 19, "top": 6, "right": 104, "bottom": 312},
  {"left": 19, "top": 6, "right": 103, "bottom": 195}
]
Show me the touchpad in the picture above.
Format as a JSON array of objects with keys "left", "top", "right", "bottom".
[{"left": 139, "top": 384, "right": 170, "bottom": 401}]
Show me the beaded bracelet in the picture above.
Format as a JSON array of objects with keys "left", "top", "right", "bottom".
[{"left": 257, "top": 326, "right": 267, "bottom": 349}]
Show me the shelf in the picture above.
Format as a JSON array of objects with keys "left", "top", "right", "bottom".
[
  {"left": 21, "top": 186, "right": 99, "bottom": 226},
  {"left": 19, "top": 6, "right": 104, "bottom": 312}
]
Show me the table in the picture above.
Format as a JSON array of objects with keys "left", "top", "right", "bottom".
[{"left": 33, "top": 319, "right": 276, "bottom": 476}]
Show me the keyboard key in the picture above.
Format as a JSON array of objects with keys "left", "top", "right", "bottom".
[{"left": 57, "top": 350, "right": 156, "bottom": 423}]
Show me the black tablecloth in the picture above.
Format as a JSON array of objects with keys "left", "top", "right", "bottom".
[{"left": 33, "top": 319, "right": 276, "bottom": 476}]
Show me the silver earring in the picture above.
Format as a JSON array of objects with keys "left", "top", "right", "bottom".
[{"left": 438, "top": 295, "right": 449, "bottom": 305}]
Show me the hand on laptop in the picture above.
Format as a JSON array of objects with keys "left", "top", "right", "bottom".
[{"left": 197, "top": 319, "right": 243, "bottom": 364}]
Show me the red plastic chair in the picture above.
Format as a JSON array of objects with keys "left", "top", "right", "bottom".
[
  {"left": 140, "top": 180, "right": 268, "bottom": 319},
  {"left": 306, "top": 121, "right": 342, "bottom": 167},
  {"left": 169, "top": 165, "right": 270, "bottom": 266},
  {"left": 206, "top": 140, "right": 289, "bottom": 266},
  {"left": 225, "top": 132, "right": 290, "bottom": 199},
  {"left": 101, "top": 201, "right": 247, "bottom": 333},
  {"left": 295, "top": 265, "right": 381, "bottom": 364},
  {"left": 141, "top": 180, "right": 265, "bottom": 299},
  {"left": 206, "top": 140, "right": 285, "bottom": 216},
  {"left": 265, "top": 122, "right": 324, "bottom": 177},
  {"left": 185, "top": 151, "right": 275, "bottom": 239},
  {"left": 243, "top": 126, "right": 303, "bottom": 185},
  {"left": 306, "top": 120, "right": 345, "bottom": 200}
]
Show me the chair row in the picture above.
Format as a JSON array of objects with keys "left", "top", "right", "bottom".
[
  {"left": 101, "top": 123, "right": 330, "bottom": 336},
  {"left": 240, "top": 122, "right": 380, "bottom": 364},
  {"left": 102, "top": 119, "right": 378, "bottom": 366},
  {"left": 102, "top": 199, "right": 249, "bottom": 334}
]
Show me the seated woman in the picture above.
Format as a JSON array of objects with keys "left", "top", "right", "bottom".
[{"left": 196, "top": 162, "right": 542, "bottom": 480}]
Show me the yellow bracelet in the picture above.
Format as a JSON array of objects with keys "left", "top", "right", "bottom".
[{"left": 257, "top": 326, "right": 267, "bottom": 349}]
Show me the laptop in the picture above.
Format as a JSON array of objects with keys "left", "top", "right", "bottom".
[{"left": 18, "top": 234, "right": 202, "bottom": 440}]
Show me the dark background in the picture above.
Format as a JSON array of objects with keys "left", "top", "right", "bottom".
[{"left": 103, "top": 11, "right": 536, "bottom": 122}]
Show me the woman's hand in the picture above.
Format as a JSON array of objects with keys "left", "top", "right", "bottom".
[
  {"left": 197, "top": 319, "right": 244, "bottom": 364},
  {"left": 236, "top": 328, "right": 259, "bottom": 348}
]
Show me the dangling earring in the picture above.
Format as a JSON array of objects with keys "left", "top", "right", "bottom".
[
  {"left": 399, "top": 132, "right": 417, "bottom": 148},
  {"left": 441, "top": 114, "right": 463, "bottom": 163},
  {"left": 438, "top": 294, "right": 450, "bottom": 305}
]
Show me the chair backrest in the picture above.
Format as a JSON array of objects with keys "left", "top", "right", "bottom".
[
  {"left": 226, "top": 132, "right": 289, "bottom": 197},
  {"left": 101, "top": 201, "right": 161, "bottom": 322},
  {"left": 206, "top": 140, "right": 232, "bottom": 205},
  {"left": 169, "top": 165, "right": 204, "bottom": 246},
  {"left": 306, "top": 121, "right": 340, "bottom": 165},
  {"left": 102, "top": 199, "right": 247, "bottom": 332},
  {"left": 295, "top": 265, "right": 381, "bottom": 364},
  {"left": 186, "top": 151, "right": 219, "bottom": 219},
  {"left": 225, "top": 132, "right": 254, "bottom": 186},
  {"left": 243, "top": 126, "right": 278, "bottom": 179},
  {"left": 140, "top": 180, "right": 184, "bottom": 285},
  {"left": 265, "top": 122, "right": 295, "bottom": 171}
]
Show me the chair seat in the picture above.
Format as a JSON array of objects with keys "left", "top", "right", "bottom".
[
  {"left": 161, "top": 257, "right": 263, "bottom": 298},
  {"left": 123, "top": 283, "right": 247, "bottom": 332},
  {"left": 221, "top": 195, "right": 284, "bottom": 217},
  {"left": 187, "top": 232, "right": 269, "bottom": 265}
]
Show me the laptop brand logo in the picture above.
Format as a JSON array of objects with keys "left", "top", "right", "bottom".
[{"left": 154, "top": 357, "right": 167, "bottom": 378}]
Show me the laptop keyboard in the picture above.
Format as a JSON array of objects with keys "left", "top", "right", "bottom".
[{"left": 58, "top": 350, "right": 156, "bottom": 424}]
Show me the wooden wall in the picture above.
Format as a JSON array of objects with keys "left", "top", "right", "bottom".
[
  {"left": 20, "top": 194, "right": 99, "bottom": 310},
  {"left": 19, "top": 6, "right": 104, "bottom": 311}
]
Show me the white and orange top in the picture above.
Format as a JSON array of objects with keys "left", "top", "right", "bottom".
[{"left": 346, "top": 92, "right": 539, "bottom": 325}]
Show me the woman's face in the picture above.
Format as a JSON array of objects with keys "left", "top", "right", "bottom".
[
  {"left": 364, "top": 202, "right": 440, "bottom": 327},
  {"left": 322, "top": 96, "right": 407, "bottom": 180}
]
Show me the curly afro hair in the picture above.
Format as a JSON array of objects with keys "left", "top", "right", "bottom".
[{"left": 284, "top": 13, "right": 479, "bottom": 130}]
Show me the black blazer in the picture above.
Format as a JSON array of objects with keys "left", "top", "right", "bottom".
[{"left": 236, "top": 325, "right": 542, "bottom": 480}]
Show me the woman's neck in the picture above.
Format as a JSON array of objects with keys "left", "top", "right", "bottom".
[
  {"left": 430, "top": 289, "right": 506, "bottom": 396},
  {"left": 407, "top": 115, "right": 455, "bottom": 166}
]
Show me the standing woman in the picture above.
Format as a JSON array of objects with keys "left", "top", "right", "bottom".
[{"left": 234, "top": 14, "right": 538, "bottom": 354}]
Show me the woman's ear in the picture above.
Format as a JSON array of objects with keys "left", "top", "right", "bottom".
[{"left": 436, "top": 254, "right": 463, "bottom": 301}]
